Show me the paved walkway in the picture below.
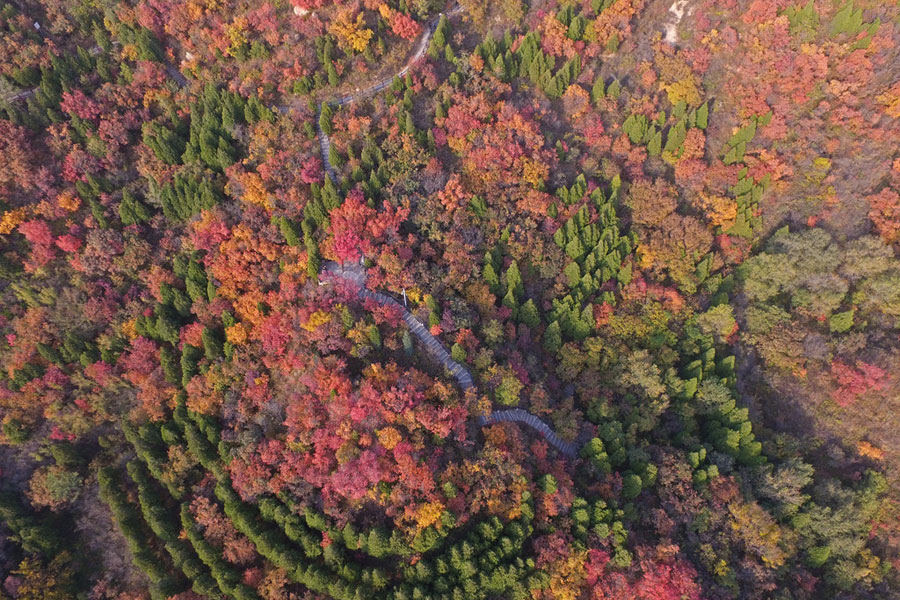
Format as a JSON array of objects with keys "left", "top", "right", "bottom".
[
  {"left": 321, "top": 261, "right": 581, "bottom": 458},
  {"left": 2, "top": 40, "right": 119, "bottom": 103},
  {"left": 13, "top": 11, "right": 585, "bottom": 460},
  {"left": 314, "top": 5, "right": 464, "bottom": 183},
  {"left": 312, "top": 9, "right": 584, "bottom": 459},
  {"left": 478, "top": 410, "right": 579, "bottom": 458},
  {"left": 317, "top": 123, "right": 339, "bottom": 184}
]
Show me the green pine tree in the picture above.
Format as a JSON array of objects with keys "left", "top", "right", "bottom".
[
  {"left": 622, "top": 473, "right": 643, "bottom": 499},
  {"left": 328, "top": 145, "right": 343, "bottom": 168},
  {"left": 565, "top": 236, "right": 585, "bottom": 260},
  {"left": 647, "top": 130, "right": 663, "bottom": 156},
  {"left": 696, "top": 102, "right": 709, "bottom": 130},
  {"left": 502, "top": 288, "right": 518, "bottom": 318},
  {"left": 543, "top": 321, "right": 562, "bottom": 354},
  {"left": 279, "top": 218, "right": 301, "bottom": 247},
  {"left": 159, "top": 346, "right": 182, "bottom": 385},
  {"left": 663, "top": 120, "right": 687, "bottom": 154},
  {"left": 444, "top": 43, "right": 456, "bottom": 64},
  {"left": 368, "top": 325, "right": 381, "bottom": 348},
  {"left": 326, "top": 61, "right": 339, "bottom": 86},
  {"left": 483, "top": 262, "right": 500, "bottom": 294},
  {"left": 319, "top": 103, "right": 334, "bottom": 135},
  {"left": 201, "top": 327, "right": 224, "bottom": 360},
  {"left": 89, "top": 198, "right": 109, "bottom": 229},
  {"left": 519, "top": 299, "right": 540, "bottom": 328},
  {"left": 306, "top": 238, "right": 321, "bottom": 281},
  {"left": 119, "top": 190, "right": 152, "bottom": 225},
  {"left": 367, "top": 529, "right": 388, "bottom": 558},
  {"left": 607, "top": 78, "right": 621, "bottom": 99},
  {"left": 504, "top": 260, "right": 523, "bottom": 299}
]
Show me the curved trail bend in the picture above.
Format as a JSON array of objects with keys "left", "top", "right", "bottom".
[
  {"left": 8, "top": 9, "right": 585, "bottom": 460},
  {"left": 322, "top": 262, "right": 581, "bottom": 459},
  {"left": 314, "top": 7, "right": 584, "bottom": 459},
  {"left": 315, "top": 5, "right": 463, "bottom": 184}
]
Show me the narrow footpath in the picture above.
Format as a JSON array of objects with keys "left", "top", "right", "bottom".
[
  {"left": 315, "top": 5, "right": 464, "bottom": 183},
  {"left": 322, "top": 262, "right": 581, "bottom": 458},
  {"left": 9, "top": 8, "right": 586, "bottom": 460},
  {"left": 313, "top": 6, "right": 584, "bottom": 459}
]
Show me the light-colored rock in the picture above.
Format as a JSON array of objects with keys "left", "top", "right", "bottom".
[{"left": 664, "top": 0, "right": 690, "bottom": 44}]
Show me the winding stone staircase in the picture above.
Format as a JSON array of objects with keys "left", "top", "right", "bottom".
[
  {"left": 11, "top": 7, "right": 586, "bottom": 460},
  {"left": 322, "top": 262, "right": 582, "bottom": 458},
  {"left": 312, "top": 7, "right": 586, "bottom": 459}
]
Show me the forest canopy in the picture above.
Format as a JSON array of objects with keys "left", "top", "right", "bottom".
[{"left": 1, "top": 1, "right": 900, "bottom": 599}]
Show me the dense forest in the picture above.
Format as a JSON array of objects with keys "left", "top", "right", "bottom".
[{"left": 1, "top": 0, "right": 899, "bottom": 599}]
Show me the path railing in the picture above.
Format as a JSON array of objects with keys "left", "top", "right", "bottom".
[
  {"left": 314, "top": 5, "right": 464, "bottom": 183},
  {"left": 321, "top": 262, "right": 583, "bottom": 458},
  {"left": 11, "top": 9, "right": 586, "bottom": 460}
]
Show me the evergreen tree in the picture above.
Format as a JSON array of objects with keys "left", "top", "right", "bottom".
[
  {"left": 519, "top": 299, "right": 541, "bottom": 328},
  {"left": 135, "top": 27, "right": 163, "bottom": 61},
  {"left": 431, "top": 15, "right": 448, "bottom": 53},
  {"left": 483, "top": 262, "right": 500, "bottom": 294},
  {"left": 155, "top": 313, "right": 179, "bottom": 344},
  {"left": 607, "top": 78, "right": 621, "bottom": 99},
  {"left": 565, "top": 237, "right": 585, "bottom": 261},
  {"left": 367, "top": 529, "right": 388, "bottom": 558},
  {"left": 245, "top": 96, "right": 266, "bottom": 122},
  {"left": 647, "top": 129, "right": 663, "bottom": 156},
  {"left": 160, "top": 346, "right": 182, "bottom": 385},
  {"left": 89, "top": 198, "right": 109, "bottom": 229},
  {"left": 306, "top": 237, "right": 321, "bottom": 280},
  {"left": 605, "top": 32, "right": 620, "bottom": 53},
  {"left": 201, "top": 328, "right": 224, "bottom": 360},
  {"left": 92, "top": 22, "right": 112, "bottom": 52},
  {"left": 502, "top": 288, "right": 518, "bottom": 318},
  {"left": 591, "top": 77, "right": 605, "bottom": 105},
  {"left": 279, "top": 218, "right": 301, "bottom": 247},
  {"left": 368, "top": 325, "right": 381, "bottom": 348},
  {"left": 664, "top": 120, "right": 687, "bottom": 155},
  {"left": 696, "top": 101, "right": 709, "bottom": 130},
  {"left": 119, "top": 190, "right": 152, "bottom": 225},
  {"left": 169, "top": 287, "right": 192, "bottom": 318},
  {"left": 181, "top": 346, "right": 201, "bottom": 386},
  {"left": 622, "top": 474, "right": 643, "bottom": 499},
  {"left": 543, "top": 321, "right": 562, "bottom": 354},
  {"left": 328, "top": 145, "right": 343, "bottom": 168},
  {"left": 143, "top": 123, "right": 185, "bottom": 165},
  {"left": 504, "top": 260, "right": 523, "bottom": 299},
  {"left": 326, "top": 61, "right": 339, "bottom": 87},
  {"left": 319, "top": 103, "right": 334, "bottom": 135},
  {"left": 444, "top": 44, "right": 456, "bottom": 64},
  {"left": 221, "top": 101, "right": 236, "bottom": 129},
  {"left": 568, "top": 16, "right": 586, "bottom": 40},
  {"left": 215, "top": 138, "right": 236, "bottom": 168}
]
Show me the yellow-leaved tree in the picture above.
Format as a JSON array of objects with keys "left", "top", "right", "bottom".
[{"left": 330, "top": 10, "right": 374, "bottom": 53}]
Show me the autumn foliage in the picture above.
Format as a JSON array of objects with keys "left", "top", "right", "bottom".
[{"left": 0, "top": 0, "right": 898, "bottom": 598}]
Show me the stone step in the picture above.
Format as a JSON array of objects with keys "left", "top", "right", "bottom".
[{"left": 324, "top": 264, "right": 582, "bottom": 459}]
